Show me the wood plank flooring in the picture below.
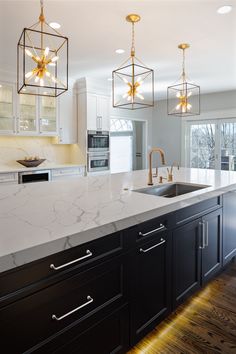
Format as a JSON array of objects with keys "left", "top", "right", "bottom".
[{"left": 128, "top": 260, "right": 236, "bottom": 354}]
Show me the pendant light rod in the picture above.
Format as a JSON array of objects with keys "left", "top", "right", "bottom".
[
  {"left": 178, "top": 43, "right": 190, "bottom": 83},
  {"left": 126, "top": 14, "right": 141, "bottom": 59}
]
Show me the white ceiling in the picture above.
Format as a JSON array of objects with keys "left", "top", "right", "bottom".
[{"left": 0, "top": 0, "right": 236, "bottom": 99}]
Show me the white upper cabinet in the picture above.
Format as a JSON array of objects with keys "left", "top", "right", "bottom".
[
  {"left": 57, "top": 88, "right": 78, "bottom": 144},
  {"left": 0, "top": 80, "right": 70, "bottom": 138},
  {"left": 18, "top": 88, "right": 38, "bottom": 134},
  {"left": 0, "top": 82, "right": 15, "bottom": 134},
  {"left": 39, "top": 96, "right": 57, "bottom": 135},
  {"left": 87, "top": 93, "right": 110, "bottom": 131}
]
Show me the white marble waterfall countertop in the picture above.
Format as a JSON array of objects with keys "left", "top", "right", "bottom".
[{"left": 1, "top": 167, "right": 236, "bottom": 272}]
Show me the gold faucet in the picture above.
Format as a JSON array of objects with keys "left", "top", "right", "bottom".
[{"left": 148, "top": 148, "right": 166, "bottom": 185}]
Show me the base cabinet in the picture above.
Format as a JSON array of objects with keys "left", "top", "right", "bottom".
[
  {"left": 201, "top": 209, "right": 222, "bottom": 285},
  {"left": 173, "top": 209, "right": 222, "bottom": 308},
  {"left": 172, "top": 218, "right": 201, "bottom": 308},
  {"left": 0, "top": 197, "right": 228, "bottom": 353},
  {"left": 223, "top": 191, "right": 236, "bottom": 265},
  {"left": 130, "top": 232, "right": 171, "bottom": 345}
]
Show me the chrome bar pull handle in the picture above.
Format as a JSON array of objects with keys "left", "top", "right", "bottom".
[
  {"left": 140, "top": 238, "right": 166, "bottom": 253},
  {"left": 139, "top": 224, "right": 166, "bottom": 237},
  {"left": 204, "top": 221, "right": 209, "bottom": 247},
  {"left": 199, "top": 221, "right": 205, "bottom": 249},
  {"left": 50, "top": 250, "right": 93, "bottom": 271},
  {"left": 52, "top": 295, "right": 93, "bottom": 321}
]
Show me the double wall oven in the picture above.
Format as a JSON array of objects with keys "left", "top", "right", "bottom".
[{"left": 87, "top": 130, "right": 110, "bottom": 172}]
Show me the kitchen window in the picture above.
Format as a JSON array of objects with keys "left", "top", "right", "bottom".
[{"left": 185, "top": 119, "right": 236, "bottom": 171}]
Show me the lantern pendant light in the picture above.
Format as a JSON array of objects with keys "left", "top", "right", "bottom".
[
  {"left": 112, "top": 14, "right": 154, "bottom": 110},
  {"left": 167, "top": 43, "right": 200, "bottom": 117},
  {"left": 17, "top": 0, "right": 68, "bottom": 97}
]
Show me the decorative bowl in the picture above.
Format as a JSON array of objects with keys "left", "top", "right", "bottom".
[{"left": 17, "top": 159, "right": 46, "bottom": 168}]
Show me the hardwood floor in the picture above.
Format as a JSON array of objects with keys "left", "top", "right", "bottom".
[{"left": 128, "top": 260, "right": 236, "bottom": 354}]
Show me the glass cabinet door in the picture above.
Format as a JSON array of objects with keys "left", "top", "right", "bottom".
[
  {"left": 39, "top": 96, "right": 57, "bottom": 134},
  {"left": 18, "top": 90, "right": 37, "bottom": 133},
  {"left": 0, "top": 83, "right": 14, "bottom": 132}
]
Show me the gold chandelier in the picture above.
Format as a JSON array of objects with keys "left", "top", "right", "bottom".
[
  {"left": 167, "top": 43, "right": 200, "bottom": 117},
  {"left": 112, "top": 14, "right": 154, "bottom": 110},
  {"left": 17, "top": 0, "right": 68, "bottom": 97}
]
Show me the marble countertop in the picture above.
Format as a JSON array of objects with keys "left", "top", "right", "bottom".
[
  {"left": 1, "top": 167, "right": 236, "bottom": 273},
  {"left": 0, "top": 163, "right": 85, "bottom": 173}
]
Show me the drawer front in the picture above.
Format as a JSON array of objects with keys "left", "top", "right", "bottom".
[
  {"left": 175, "top": 196, "right": 222, "bottom": 225},
  {"left": 0, "top": 231, "right": 123, "bottom": 302},
  {"left": 35, "top": 305, "right": 129, "bottom": 354},
  {"left": 0, "top": 172, "right": 17, "bottom": 183},
  {"left": 124, "top": 213, "right": 174, "bottom": 247},
  {"left": 0, "top": 257, "right": 127, "bottom": 354},
  {"left": 52, "top": 167, "right": 84, "bottom": 178}
]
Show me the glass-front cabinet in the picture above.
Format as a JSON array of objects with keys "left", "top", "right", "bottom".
[
  {"left": 0, "top": 81, "right": 58, "bottom": 136},
  {"left": 0, "top": 83, "right": 15, "bottom": 133},
  {"left": 39, "top": 96, "right": 57, "bottom": 134},
  {"left": 18, "top": 89, "right": 37, "bottom": 134}
]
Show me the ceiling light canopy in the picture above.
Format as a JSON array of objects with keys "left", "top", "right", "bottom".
[
  {"left": 167, "top": 43, "right": 200, "bottom": 117},
  {"left": 17, "top": 0, "right": 68, "bottom": 97},
  {"left": 112, "top": 14, "right": 154, "bottom": 110},
  {"left": 115, "top": 49, "right": 125, "bottom": 54},
  {"left": 217, "top": 5, "right": 232, "bottom": 14},
  {"left": 49, "top": 22, "right": 61, "bottom": 29}
]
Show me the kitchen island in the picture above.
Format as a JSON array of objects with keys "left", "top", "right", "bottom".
[{"left": 0, "top": 167, "right": 236, "bottom": 354}]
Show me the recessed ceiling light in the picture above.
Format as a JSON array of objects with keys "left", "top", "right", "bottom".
[
  {"left": 217, "top": 5, "right": 232, "bottom": 14},
  {"left": 49, "top": 22, "right": 61, "bottom": 29},
  {"left": 115, "top": 49, "right": 125, "bottom": 54},
  {"left": 107, "top": 78, "right": 113, "bottom": 81},
  {"left": 0, "top": 85, "right": 2, "bottom": 88}
]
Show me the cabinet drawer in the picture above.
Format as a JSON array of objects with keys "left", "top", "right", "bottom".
[
  {"left": 0, "top": 256, "right": 127, "bottom": 354},
  {"left": 124, "top": 213, "right": 174, "bottom": 246},
  {"left": 0, "top": 172, "right": 17, "bottom": 183},
  {"left": 37, "top": 305, "right": 129, "bottom": 354},
  {"left": 0, "top": 231, "right": 123, "bottom": 302},
  {"left": 175, "top": 196, "right": 222, "bottom": 225},
  {"left": 51, "top": 167, "right": 84, "bottom": 178}
]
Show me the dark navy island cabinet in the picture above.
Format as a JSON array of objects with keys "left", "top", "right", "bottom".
[{"left": 0, "top": 195, "right": 233, "bottom": 354}]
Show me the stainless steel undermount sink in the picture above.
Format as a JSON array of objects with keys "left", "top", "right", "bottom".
[{"left": 133, "top": 182, "right": 210, "bottom": 198}]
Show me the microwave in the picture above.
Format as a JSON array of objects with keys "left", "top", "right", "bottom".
[
  {"left": 87, "top": 130, "right": 109, "bottom": 152},
  {"left": 87, "top": 152, "right": 110, "bottom": 172}
]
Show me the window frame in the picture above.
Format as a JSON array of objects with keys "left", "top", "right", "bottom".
[{"left": 184, "top": 116, "right": 236, "bottom": 170}]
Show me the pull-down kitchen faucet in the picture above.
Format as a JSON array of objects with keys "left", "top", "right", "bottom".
[{"left": 147, "top": 148, "right": 166, "bottom": 185}]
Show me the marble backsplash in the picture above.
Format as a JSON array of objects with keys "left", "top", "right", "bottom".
[{"left": 0, "top": 136, "right": 76, "bottom": 166}]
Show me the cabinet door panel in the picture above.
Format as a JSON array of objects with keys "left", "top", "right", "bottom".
[
  {"left": 87, "top": 94, "right": 97, "bottom": 131},
  {"left": 131, "top": 232, "right": 171, "bottom": 344},
  {"left": 202, "top": 209, "right": 222, "bottom": 285},
  {"left": 18, "top": 89, "right": 38, "bottom": 133},
  {"left": 39, "top": 96, "right": 57, "bottom": 134},
  {"left": 223, "top": 191, "right": 236, "bottom": 265},
  {"left": 100, "top": 96, "right": 110, "bottom": 131},
  {"left": 173, "top": 219, "right": 201, "bottom": 308},
  {"left": 0, "top": 83, "right": 15, "bottom": 132}
]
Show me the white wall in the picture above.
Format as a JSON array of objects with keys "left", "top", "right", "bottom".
[{"left": 152, "top": 90, "right": 236, "bottom": 166}]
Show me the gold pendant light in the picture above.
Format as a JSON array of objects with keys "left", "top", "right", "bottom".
[
  {"left": 17, "top": 0, "right": 68, "bottom": 97},
  {"left": 112, "top": 14, "right": 154, "bottom": 110},
  {"left": 167, "top": 43, "right": 200, "bottom": 117}
]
